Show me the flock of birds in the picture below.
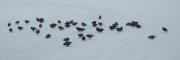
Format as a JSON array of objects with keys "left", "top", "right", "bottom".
[{"left": 6, "top": 15, "right": 168, "bottom": 47}]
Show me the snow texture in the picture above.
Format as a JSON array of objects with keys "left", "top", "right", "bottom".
[{"left": 0, "top": 0, "right": 180, "bottom": 60}]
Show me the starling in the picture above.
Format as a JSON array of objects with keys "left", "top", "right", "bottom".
[
  {"left": 8, "top": 23, "right": 11, "bottom": 26},
  {"left": 136, "top": 24, "right": 141, "bottom": 28},
  {"left": 76, "top": 27, "right": 85, "bottom": 32},
  {"left": 58, "top": 26, "right": 64, "bottom": 30},
  {"left": 45, "top": 34, "right": 51, "bottom": 38},
  {"left": 96, "top": 28, "right": 104, "bottom": 32},
  {"left": 98, "top": 15, "right": 102, "bottom": 19},
  {"left": 57, "top": 20, "right": 61, "bottom": 24},
  {"left": 36, "top": 17, "right": 44, "bottom": 23},
  {"left": 63, "top": 38, "right": 70, "bottom": 42},
  {"left": 98, "top": 22, "right": 103, "bottom": 26},
  {"left": 72, "top": 22, "right": 78, "bottom": 26},
  {"left": 81, "top": 22, "right": 87, "bottom": 26},
  {"left": 30, "top": 27, "right": 37, "bottom": 31},
  {"left": 70, "top": 20, "right": 74, "bottom": 24},
  {"left": 148, "top": 35, "right": 156, "bottom": 40},
  {"left": 50, "top": 23, "right": 57, "bottom": 28},
  {"left": 9, "top": 28, "right": 13, "bottom": 32},
  {"left": 15, "top": 21, "right": 20, "bottom": 24},
  {"left": 17, "top": 26, "right": 23, "bottom": 31},
  {"left": 39, "top": 24, "right": 43, "bottom": 28},
  {"left": 109, "top": 26, "right": 116, "bottom": 30},
  {"left": 162, "top": 27, "right": 168, "bottom": 32},
  {"left": 117, "top": 27, "right": 123, "bottom": 32},
  {"left": 35, "top": 30, "right": 40, "bottom": 34},
  {"left": 78, "top": 33, "right": 84, "bottom": 37},
  {"left": 63, "top": 41, "right": 72, "bottom": 47},
  {"left": 86, "top": 34, "right": 94, "bottom": 38},
  {"left": 25, "top": 20, "right": 30, "bottom": 24},
  {"left": 65, "top": 24, "right": 71, "bottom": 28},
  {"left": 82, "top": 36, "right": 86, "bottom": 41}
]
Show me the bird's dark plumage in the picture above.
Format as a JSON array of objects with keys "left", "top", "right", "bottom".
[
  {"left": 8, "top": 23, "right": 11, "bottom": 26},
  {"left": 148, "top": 35, "right": 156, "bottom": 40},
  {"left": 82, "top": 36, "right": 86, "bottom": 41},
  {"left": 57, "top": 20, "right": 61, "bottom": 24},
  {"left": 58, "top": 26, "right": 64, "bottom": 30},
  {"left": 36, "top": 17, "right": 44, "bottom": 23},
  {"left": 9, "top": 28, "right": 13, "bottom": 32},
  {"left": 81, "top": 22, "right": 87, "bottom": 26},
  {"left": 30, "top": 27, "right": 37, "bottom": 31},
  {"left": 25, "top": 20, "right": 30, "bottom": 24},
  {"left": 86, "top": 34, "right": 94, "bottom": 38},
  {"left": 76, "top": 27, "right": 85, "bottom": 32},
  {"left": 78, "top": 33, "right": 84, "bottom": 37},
  {"left": 39, "top": 24, "right": 43, "bottom": 28},
  {"left": 35, "top": 30, "right": 40, "bottom": 34},
  {"left": 117, "top": 27, "right": 123, "bottom": 32},
  {"left": 63, "top": 41, "right": 72, "bottom": 47},
  {"left": 96, "top": 28, "right": 104, "bottom": 32},
  {"left": 162, "top": 27, "right": 168, "bottom": 32},
  {"left": 45, "top": 34, "right": 51, "bottom": 38},
  {"left": 15, "top": 21, "right": 20, "bottom": 24},
  {"left": 50, "top": 23, "right": 57, "bottom": 28},
  {"left": 63, "top": 38, "right": 70, "bottom": 42},
  {"left": 17, "top": 26, "right": 23, "bottom": 31}
]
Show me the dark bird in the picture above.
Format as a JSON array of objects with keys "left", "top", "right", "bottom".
[
  {"left": 78, "top": 33, "right": 84, "bottom": 37},
  {"left": 39, "top": 24, "right": 43, "bottom": 28},
  {"left": 35, "top": 30, "right": 40, "bottom": 34},
  {"left": 109, "top": 26, "right": 116, "bottom": 30},
  {"left": 30, "top": 27, "right": 37, "bottom": 31},
  {"left": 15, "top": 21, "right": 20, "bottom": 24},
  {"left": 72, "top": 22, "right": 78, "bottom": 26},
  {"left": 25, "top": 20, "right": 30, "bottom": 24},
  {"left": 65, "top": 24, "right": 71, "bottom": 28},
  {"left": 58, "top": 26, "right": 64, "bottom": 30},
  {"left": 8, "top": 23, "right": 11, "bottom": 26},
  {"left": 117, "top": 27, "right": 123, "bottom": 32},
  {"left": 81, "top": 22, "right": 87, "bottom": 26},
  {"left": 76, "top": 27, "right": 85, "bottom": 32},
  {"left": 91, "top": 21, "right": 97, "bottom": 24},
  {"left": 162, "top": 27, "right": 168, "bottom": 32},
  {"left": 125, "top": 22, "right": 132, "bottom": 26},
  {"left": 45, "top": 34, "right": 51, "bottom": 38},
  {"left": 136, "top": 24, "right": 141, "bottom": 28},
  {"left": 112, "top": 24, "right": 118, "bottom": 28},
  {"left": 36, "top": 17, "right": 44, "bottom": 23},
  {"left": 86, "top": 34, "right": 94, "bottom": 38},
  {"left": 70, "top": 20, "right": 74, "bottom": 24},
  {"left": 131, "top": 21, "right": 138, "bottom": 25},
  {"left": 96, "top": 28, "right": 104, "bottom": 32},
  {"left": 92, "top": 23, "right": 97, "bottom": 27},
  {"left": 82, "top": 36, "right": 86, "bottom": 41},
  {"left": 17, "top": 26, "right": 23, "bottom": 31},
  {"left": 57, "top": 20, "right": 61, "bottom": 24},
  {"left": 126, "top": 21, "right": 141, "bottom": 28},
  {"left": 9, "top": 28, "right": 13, "bottom": 32},
  {"left": 63, "top": 38, "right": 70, "bottom": 42},
  {"left": 98, "top": 22, "right": 103, "bottom": 26},
  {"left": 92, "top": 21, "right": 97, "bottom": 27},
  {"left": 50, "top": 23, "right": 57, "bottom": 28},
  {"left": 114, "top": 22, "right": 118, "bottom": 27},
  {"left": 98, "top": 15, "right": 102, "bottom": 19},
  {"left": 148, "top": 35, "right": 156, "bottom": 40},
  {"left": 63, "top": 41, "right": 72, "bottom": 47},
  {"left": 65, "top": 21, "right": 70, "bottom": 25}
]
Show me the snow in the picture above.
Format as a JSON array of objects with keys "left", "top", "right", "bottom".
[{"left": 0, "top": 0, "right": 180, "bottom": 60}]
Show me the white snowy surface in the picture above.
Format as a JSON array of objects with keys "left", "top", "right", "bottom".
[{"left": 0, "top": 0, "right": 180, "bottom": 60}]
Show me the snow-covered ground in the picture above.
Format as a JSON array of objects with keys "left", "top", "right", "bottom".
[{"left": 0, "top": 0, "right": 180, "bottom": 60}]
